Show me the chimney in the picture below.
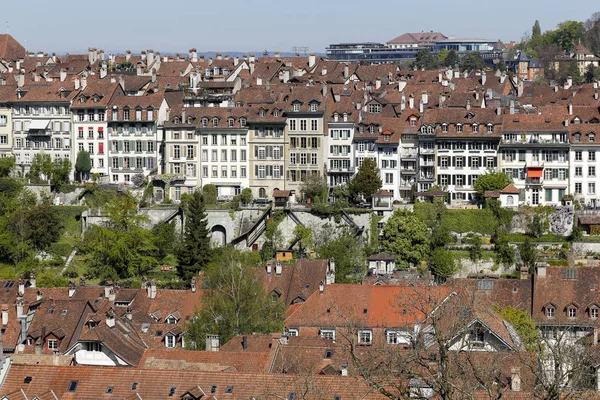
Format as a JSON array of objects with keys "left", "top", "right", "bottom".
[
  {"left": 88, "top": 47, "right": 97, "bottom": 64},
  {"left": 106, "top": 309, "right": 116, "bottom": 328},
  {"left": 81, "top": 74, "right": 87, "bottom": 90},
  {"left": 466, "top": 99, "right": 471, "bottom": 111},
  {"left": 419, "top": 100, "right": 424, "bottom": 113},
  {"left": 100, "top": 63, "right": 107, "bottom": 79},
  {"left": 536, "top": 262, "right": 547, "bottom": 278},
  {"left": 565, "top": 118, "right": 569, "bottom": 127},
  {"left": 36, "top": 290, "right": 42, "bottom": 301},
  {"left": 242, "top": 335, "right": 247, "bottom": 350},
  {"left": 481, "top": 72, "right": 486, "bottom": 85},
  {"left": 509, "top": 100, "right": 515, "bottom": 115},
  {"left": 322, "top": 83, "right": 328, "bottom": 97},
  {"left": 151, "top": 68, "right": 156, "bottom": 83},
  {"left": 326, "top": 258, "right": 336, "bottom": 285},
  {"left": 283, "top": 70, "right": 290, "bottom": 83},
  {"left": 234, "top": 56, "right": 239, "bottom": 66},
  {"left": 191, "top": 277, "right": 197, "bottom": 293},
  {"left": 98, "top": 49, "right": 105, "bottom": 60},
  {"left": 321, "top": 66, "right": 327, "bottom": 76},
  {"left": 216, "top": 53, "right": 222, "bottom": 61},
  {"left": 421, "top": 91, "right": 428, "bottom": 105},
  {"left": 16, "top": 295, "right": 24, "bottom": 317},
  {"left": 511, "top": 368, "right": 521, "bottom": 392},
  {"left": 308, "top": 53, "right": 316, "bottom": 68},
  {"left": 125, "top": 307, "right": 132, "bottom": 320},
  {"left": 74, "top": 78, "right": 80, "bottom": 90},
  {"left": 275, "top": 261, "right": 282, "bottom": 276},
  {"left": 595, "top": 91, "right": 599, "bottom": 100},
  {"left": 344, "top": 64, "right": 349, "bottom": 79},
  {"left": 147, "top": 49, "right": 155, "bottom": 66},
  {"left": 266, "top": 261, "right": 272, "bottom": 274},
  {"left": 454, "top": 71, "right": 460, "bottom": 79},
  {"left": 189, "top": 48, "right": 198, "bottom": 62},
  {"left": 29, "top": 270, "right": 36, "bottom": 288},
  {"left": 274, "top": 52, "right": 280, "bottom": 59},
  {"left": 1, "top": 304, "right": 8, "bottom": 326},
  {"left": 104, "top": 284, "right": 112, "bottom": 299},
  {"left": 341, "top": 360, "right": 348, "bottom": 376},
  {"left": 126, "top": 50, "right": 131, "bottom": 63},
  {"left": 409, "top": 94, "right": 414, "bottom": 109},
  {"left": 68, "top": 281, "right": 76, "bottom": 298},
  {"left": 249, "top": 53, "right": 255, "bottom": 63},
  {"left": 500, "top": 72, "right": 506, "bottom": 84},
  {"left": 148, "top": 279, "right": 157, "bottom": 299},
  {"left": 18, "top": 276, "right": 25, "bottom": 296},
  {"left": 319, "top": 281, "right": 325, "bottom": 294},
  {"left": 568, "top": 103, "right": 573, "bottom": 115},
  {"left": 279, "top": 334, "right": 288, "bottom": 345},
  {"left": 566, "top": 76, "right": 573, "bottom": 89},
  {"left": 136, "top": 64, "right": 143, "bottom": 76},
  {"left": 375, "top": 79, "right": 381, "bottom": 90},
  {"left": 519, "top": 266, "right": 529, "bottom": 280},
  {"left": 496, "top": 106, "right": 501, "bottom": 116},
  {"left": 438, "top": 72, "right": 443, "bottom": 83},
  {"left": 206, "top": 334, "right": 220, "bottom": 351}
]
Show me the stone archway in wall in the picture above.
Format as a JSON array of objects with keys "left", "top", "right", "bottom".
[{"left": 210, "top": 225, "right": 227, "bottom": 247}]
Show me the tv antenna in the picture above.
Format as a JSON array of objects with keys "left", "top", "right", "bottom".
[
  {"left": 292, "top": 46, "right": 309, "bottom": 56},
  {"left": 5, "top": 21, "right": 8, "bottom": 34}
]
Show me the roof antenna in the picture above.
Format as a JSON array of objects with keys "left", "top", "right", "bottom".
[{"left": 5, "top": 21, "right": 8, "bottom": 35}]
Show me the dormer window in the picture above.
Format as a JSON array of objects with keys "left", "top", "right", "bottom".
[
  {"left": 546, "top": 306, "right": 555, "bottom": 318},
  {"left": 590, "top": 133, "right": 596, "bottom": 143},
  {"left": 409, "top": 116, "right": 417, "bottom": 127},
  {"left": 333, "top": 113, "right": 339, "bottom": 122},
  {"left": 442, "top": 123, "right": 448, "bottom": 133},
  {"left": 292, "top": 102, "right": 300, "bottom": 112},
  {"left": 343, "top": 113, "right": 348, "bottom": 122},
  {"left": 574, "top": 133, "right": 581, "bottom": 142},
  {"left": 228, "top": 118, "right": 235, "bottom": 128},
  {"left": 240, "top": 118, "right": 246, "bottom": 127},
  {"left": 472, "top": 124, "right": 479, "bottom": 133},
  {"left": 260, "top": 109, "right": 266, "bottom": 117},
  {"left": 213, "top": 117, "right": 219, "bottom": 127},
  {"left": 165, "top": 334, "right": 176, "bottom": 348},
  {"left": 574, "top": 117, "right": 581, "bottom": 124},
  {"left": 201, "top": 118, "right": 208, "bottom": 128},
  {"left": 456, "top": 123, "right": 463, "bottom": 133},
  {"left": 568, "top": 307, "right": 576, "bottom": 318},
  {"left": 310, "top": 103, "right": 318, "bottom": 112},
  {"left": 369, "top": 125, "right": 375, "bottom": 134},
  {"left": 123, "top": 109, "right": 130, "bottom": 121},
  {"left": 487, "top": 123, "right": 493, "bottom": 133},
  {"left": 273, "top": 110, "right": 279, "bottom": 117},
  {"left": 173, "top": 117, "right": 179, "bottom": 125},
  {"left": 591, "top": 308, "right": 599, "bottom": 319},
  {"left": 166, "top": 315, "right": 178, "bottom": 324},
  {"left": 187, "top": 117, "right": 193, "bottom": 125}
]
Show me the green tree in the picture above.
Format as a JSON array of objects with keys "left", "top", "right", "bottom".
[
  {"left": 349, "top": 158, "right": 382, "bottom": 202},
  {"left": 459, "top": 51, "right": 485, "bottom": 72},
  {"left": 152, "top": 221, "right": 176, "bottom": 262},
  {"left": 382, "top": 209, "right": 430, "bottom": 268},
  {"left": 436, "top": 48, "right": 449, "bottom": 66},
  {"left": 444, "top": 50, "right": 459, "bottom": 67},
  {"left": 554, "top": 20, "right": 585, "bottom": 50},
  {"left": 316, "top": 231, "right": 366, "bottom": 283},
  {"left": 240, "top": 188, "right": 253, "bottom": 206},
  {"left": 28, "top": 152, "right": 53, "bottom": 183},
  {"left": 473, "top": 171, "right": 512, "bottom": 198},
  {"left": 51, "top": 158, "right": 72, "bottom": 187},
  {"left": 414, "top": 49, "right": 438, "bottom": 70},
  {"left": 178, "top": 191, "right": 211, "bottom": 278},
  {"left": 24, "top": 204, "right": 63, "bottom": 251},
  {"left": 518, "top": 238, "right": 537, "bottom": 273},
  {"left": 293, "top": 225, "right": 314, "bottom": 256},
  {"left": 75, "top": 151, "right": 92, "bottom": 182},
  {"left": 466, "top": 234, "right": 483, "bottom": 262},
  {"left": 185, "top": 248, "right": 284, "bottom": 348},
  {"left": 493, "top": 236, "right": 515, "bottom": 267},
  {"left": 430, "top": 224, "right": 453, "bottom": 249},
  {"left": 532, "top": 20, "right": 542, "bottom": 38},
  {"left": 0, "top": 157, "right": 16, "bottom": 178},
  {"left": 585, "top": 63, "right": 597, "bottom": 83},
  {"left": 202, "top": 184, "right": 218, "bottom": 205},
  {"left": 528, "top": 213, "right": 546, "bottom": 238},
  {"left": 429, "top": 247, "right": 456, "bottom": 279},
  {"left": 300, "top": 173, "right": 328, "bottom": 203},
  {"left": 496, "top": 306, "right": 539, "bottom": 351},
  {"left": 585, "top": 12, "right": 600, "bottom": 54}
]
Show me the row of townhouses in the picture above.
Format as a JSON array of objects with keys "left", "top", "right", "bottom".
[{"left": 1, "top": 35, "right": 600, "bottom": 206}]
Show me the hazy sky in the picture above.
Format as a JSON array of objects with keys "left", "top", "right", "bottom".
[{"left": 4, "top": 1, "right": 599, "bottom": 55}]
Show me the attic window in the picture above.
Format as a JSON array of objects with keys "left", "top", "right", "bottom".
[
  {"left": 67, "top": 381, "right": 78, "bottom": 393},
  {"left": 546, "top": 306, "right": 555, "bottom": 318},
  {"left": 201, "top": 118, "right": 208, "bottom": 128},
  {"left": 225, "top": 386, "right": 234, "bottom": 393},
  {"left": 131, "top": 382, "right": 138, "bottom": 390},
  {"left": 487, "top": 124, "right": 493, "bottom": 133},
  {"left": 210, "top": 386, "right": 217, "bottom": 393},
  {"left": 273, "top": 110, "right": 279, "bottom": 117},
  {"left": 368, "top": 103, "right": 381, "bottom": 113},
  {"left": 187, "top": 117, "right": 193, "bottom": 125},
  {"left": 590, "top": 133, "right": 596, "bottom": 143},
  {"left": 574, "top": 133, "right": 581, "bottom": 142},
  {"left": 169, "top": 386, "right": 176, "bottom": 396},
  {"left": 61, "top": 310, "right": 68, "bottom": 316},
  {"left": 213, "top": 117, "right": 219, "bottom": 127},
  {"left": 240, "top": 118, "right": 247, "bottom": 127},
  {"left": 324, "top": 350, "right": 332, "bottom": 359},
  {"left": 106, "top": 386, "right": 114, "bottom": 394},
  {"left": 456, "top": 123, "right": 463, "bottom": 133},
  {"left": 292, "top": 103, "right": 300, "bottom": 112},
  {"left": 48, "top": 308, "right": 55, "bottom": 314},
  {"left": 166, "top": 315, "right": 178, "bottom": 324},
  {"left": 310, "top": 102, "right": 318, "bottom": 112},
  {"left": 363, "top": 308, "right": 368, "bottom": 314},
  {"left": 561, "top": 269, "right": 577, "bottom": 279},
  {"left": 24, "top": 376, "right": 32, "bottom": 384},
  {"left": 568, "top": 308, "right": 577, "bottom": 318},
  {"left": 173, "top": 117, "right": 180, "bottom": 125},
  {"left": 156, "top": 330, "right": 163, "bottom": 337},
  {"left": 260, "top": 109, "right": 266, "bottom": 117},
  {"left": 472, "top": 124, "right": 479, "bottom": 133}
]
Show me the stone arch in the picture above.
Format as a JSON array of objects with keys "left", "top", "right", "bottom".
[{"left": 210, "top": 225, "right": 227, "bottom": 247}]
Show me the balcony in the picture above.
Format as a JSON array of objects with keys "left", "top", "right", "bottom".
[
  {"left": 401, "top": 151, "right": 418, "bottom": 159},
  {"left": 421, "top": 161, "right": 434, "bottom": 167},
  {"left": 420, "top": 174, "right": 434, "bottom": 181},
  {"left": 420, "top": 148, "right": 435, "bottom": 154},
  {"left": 399, "top": 181, "right": 416, "bottom": 190},
  {"left": 401, "top": 168, "right": 417, "bottom": 174},
  {"left": 526, "top": 178, "right": 543, "bottom": 185}
]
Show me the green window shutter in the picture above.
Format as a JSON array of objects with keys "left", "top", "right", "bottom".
[
  {"left": 143, "top": 141, "right": 148, "bottom": 151},
  {"left": 143, "top": 157, "right": 147, "bottom": 168},
  {"left": 552, "top": 169, "right": 558, "bottom": 179},
  {"left": 130, "top": 157, "right": 135, "bottom": 168},
  {"left": 118, "top": 157, "right": 123, "bottom": 168},
  {"left": 519, "top": 189, "right": 525, "bottom": 202},
  {"left": 118, "top": 141, "right": 123, "bottom": 152}
]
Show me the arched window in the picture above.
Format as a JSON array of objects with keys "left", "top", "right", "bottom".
[
  {"left": 507, "top": 195, "right": 514, "bottom": 206},
  {"left": 259, "top": 188, "right": 266, "bottom": 198},
  {"left": 213, "top": 117, "right": 219, "bottom": 127}
]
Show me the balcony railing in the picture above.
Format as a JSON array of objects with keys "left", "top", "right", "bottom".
[{"left": 526, "top": 178, "right": 543, "bottom": 185}]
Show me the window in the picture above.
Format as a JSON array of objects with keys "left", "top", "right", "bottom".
[
  {"left": 576, "top": 167, "right": 583, "bottom": 177},
  {"left": 591, "top": 133, "right": 596, "bottom": 143},
  {"left": 590, "top": 183, "right": 596, "bottom": 194},
  {"left": 213, "top": 117, "right": 219, "bottom": 127},
  {"left": 310, "top": 102, "right": 318, "bottom": 112},
  {"left": 468, "top": 329, "right": 485, "bottom": 345},
  {"left": 320, "top": 329, "right": 335, "bottom": 341},
  {"left": 293, "top": 103, "right": 300, "bottom": 112},
  {"left": 368, "top": 103, "right": 381, "bottom": 113},
  {"left": 592, "top": 308, "right": 599, "bottom": 319},
  {"left": 67, "top": 381, "right": 78, "bottom": 393},
  {"left": 48, "top": 339, "right": 58, "bottom": 350},
  {"left": 300, "top": 120, "right": 307, "bottom": 131},
  {"left": 576, "top": 182, "right": 582, "bottom": 194},
  {"left": 387, "top": 330, "right": 410, "bottom": 345},
  {"left": 546, "top": 307, "right": 555, "bottom": 318},
  {"left": 574, "top": 133, "right": 581, "bottom": 142},
  {"left": 590, "top": 151, "right": 596, "bottom": 161},
  {"left": 123, "top": 109, "right": 130, "bottom": 120},
  {"left": 590, "top": 166, "right": 596, "bottom": 177},
  {"left": 575, "top": 151, "right": 582, "bottom": 161},
  {"left": 311, "top": 119, "right": 318, "bottom": 131},
  {"left": 212, "top": 135, "right": 217, "bottom": 145},
  {"left": 289, "top": 120, "right": 296, "bottom": 131},
  {"left": 456, "top": 124, "right": 462, "bottom": 133},
  {"left": 174, "top": 145, "right": 180, "bottom": 159},
  {"left": 358, "top": 330, "right": 372, "bottom": 345},
  {"left": 165, "top": 334, "right": 176, "bottom": 348},
  {"left": 568, "top": 308, "right": 576, "bottom": 318}
]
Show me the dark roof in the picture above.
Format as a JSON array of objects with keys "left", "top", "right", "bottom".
[
  {"left": 484, "top": 191, "right": 501, "bottom": 198},
  {"left": 579, "top": 216, "right": 600, "bottom": 225},
  {"left": 368, "top": 253, "right": 396, "bottom": 261}
]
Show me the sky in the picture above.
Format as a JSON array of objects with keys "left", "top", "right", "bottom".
[{"left": 3, "top": 0, "right": 599, "bottom": 55}]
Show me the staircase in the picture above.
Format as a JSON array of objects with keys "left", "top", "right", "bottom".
[
  {"left": 231, "top": 205, "right": 272, "bottom": 247},
  {"left": 340, "top": 210, "right": 364, "bottom": 238}
]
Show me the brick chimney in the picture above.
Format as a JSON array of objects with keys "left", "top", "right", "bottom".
[
  {"left": 308, "top": 53, "right": 316, "bottom": 68},
  {"left": 29, "top": 270, "right": 36, "bottom": 288},
  {"left": 1, "top": 304, "right": 8, "bottom": 326}
]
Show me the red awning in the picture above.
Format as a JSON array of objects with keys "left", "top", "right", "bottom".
[{"left": 527, "top": 168, "right": 543, "bottom": 178}]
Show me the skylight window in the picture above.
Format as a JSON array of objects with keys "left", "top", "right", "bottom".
[{"left": 67, "top": 381, "right": 78, "bottom": 393}]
